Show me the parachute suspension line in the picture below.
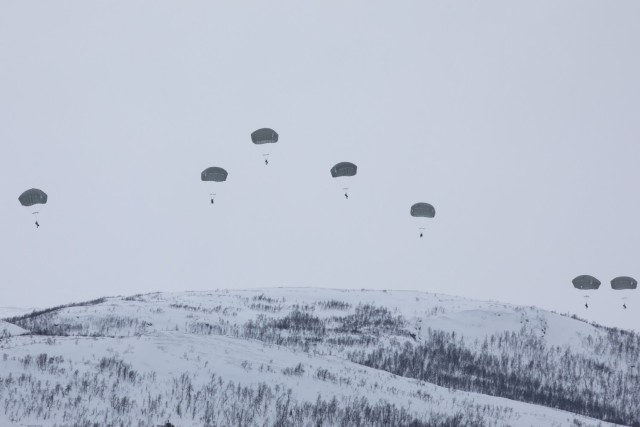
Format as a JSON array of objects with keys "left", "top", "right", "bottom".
[
  {"left": 582, "top": 291, "right": 593, "bottom": 309},
  {"left": 583, "top": 292, "right": 591, "bottom": 309}
]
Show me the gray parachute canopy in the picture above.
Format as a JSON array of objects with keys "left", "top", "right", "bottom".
[
  {"left": 18, "top": 188, "right": 48, "bottom": 207},
  {"left": 611, "top": 276, "right": 637, "bottom": 290},
  {"left": 251, "top": 128, "right": 278, "bottom": 144},
  {"left": 330, "top": 162, "right": 357, "bottom": 178},
  {"left": 201, "top": 167, "right": 228, "bottom": 182},
  {"left": 572, "top": 275, "right": 601, "bottom": 290},
  {"left": 411, "top": 203, "right": 436, "bottom": 218}
]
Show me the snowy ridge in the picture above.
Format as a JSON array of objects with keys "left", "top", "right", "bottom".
[{"left": 1, "top": 288, "right": 638, "bottom": 426}]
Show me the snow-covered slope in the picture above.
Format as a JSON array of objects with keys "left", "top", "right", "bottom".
[
  {"left": 1, "top": 288, "right": 637, "bottom": 426},
  {"left": 1, "top": 307, "right": 34, "bottom": 338},
  {"left": 0, "top": 320, "right": 26, "bottom": 338}
]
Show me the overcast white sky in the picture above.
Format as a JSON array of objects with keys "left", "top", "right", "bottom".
[{"left": 1, "top": 1, "right": 639, "bottom": 331}]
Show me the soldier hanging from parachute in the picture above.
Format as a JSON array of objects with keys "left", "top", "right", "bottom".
[
  {"left": 410, "top": 202, "right": 435, "bottom": 238},
  {"left": 201, "top": 167, "right": 228, "bottom": 204},
  {"left": 330, "top": 162, "right": 357, "bottom": 199},
  {"left": 611, "top": 276, "right": 636, "bottom": 309},
  {"left": 251, "top": 128, "right": 278, "bottom": 166},
  {"left": 572, "top": 275, "right": 601, "bottom": 309},
  {"left": 19, "top": 188, "right": 48, "bottom": 228}
]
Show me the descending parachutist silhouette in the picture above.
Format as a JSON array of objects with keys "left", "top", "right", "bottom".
[
  {"left": 331, "top": 163, "right": 356, "bottom": 200},
  {"left": 251, "top": 128, "right": 277, "bottom": 166},
  {"left": 201, "top": 168, "right": 226, "bottom": 206},
  {"left": 412, "top": 205, "right": 435, "bottom": 240},
  {"left": 19, "top": 190, "right": 47, "bottom": 227},
  {"left": 611, "top": 276, "right": 636, "bottom": 311},
  {"left": 572, "top": 275, "right": 599, "bottom": 311}
]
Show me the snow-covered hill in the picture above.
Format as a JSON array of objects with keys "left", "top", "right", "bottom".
[
  {"left": 0, "top": 320, "right": 26, "bottom": 338},
  {"left": 1, "top": 288, "right": 638, "bottom": 426},
  {"left": 0, "top": 307, "right": 35, "bottom": 338}
]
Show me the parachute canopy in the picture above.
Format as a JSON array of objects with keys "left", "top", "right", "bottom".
[
  {"left": 251, "top": 128, "right": 278, "bottom": 144},
  {"left": 611, "top": 276, "right": 637, "bottom": 290},
  {"left": 201, "top": 167, "right": 228, "bottom": 182},
  {"left": 330, "top": 162, "right": 357, "bottom": 178},
  {"left": 18, "top": 188, "right": 48, "bottom": 207},
  {"left": 411, "top": 203, "right": 436, "bottom": 218},
  {"left": 572, "top": 275, "right": 601, "bottom": 290}
]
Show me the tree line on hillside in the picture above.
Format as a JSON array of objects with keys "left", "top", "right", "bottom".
[
  {"left": 182, "top": 303, "right": 640, "bottom": 425},
  {"left": 348, "top": 327, "right": 640, "bottom": 426},
  {"left": 0, "top": 353, "right": 487, "bottom": 427}
]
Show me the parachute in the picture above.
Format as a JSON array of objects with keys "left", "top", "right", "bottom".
[
  {"left": 201, "top": 167, "right": 227, "bottom": 204},
  {"left": 19, "top": 188, "right": 47, "bottom": 228},
  {"left": 252, "top": 128, "right": 278, "bottom": 165},
  {"left": 18, "top": 188, "right": 47, "bottom": 206},
  {"left": 610, "top": 276, "right": 637, "bottom": 290},
  {"left": 572, "top": 275, "right": 601, "bottom": 290},
  {"left": 201, "top": 167, "right": 228, "bottom": 182},
  {"left": 611, "top": 276, "right": 636, "bottom": 309},
  {"left": 330, "top": 162, "right": 357, "bottom": 178},
  {"left": 330, "top": 162, "right": 357, "bottom": 198},
  {"left": 410, "top": 203, "right": 436, "bottom": 218},
  {"left": 410, "top": 203, "right": 435, "bottom": 238},
  {"left": 572, "top": 275, "right": 600, "bottom": 309},
  {"left": 251, "top": 128, "right": 278, "bottom": 145}
]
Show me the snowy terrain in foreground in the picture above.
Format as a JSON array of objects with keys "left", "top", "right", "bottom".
[{"left": 1, "top": 288, "right": 638, "bottom": 426}]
